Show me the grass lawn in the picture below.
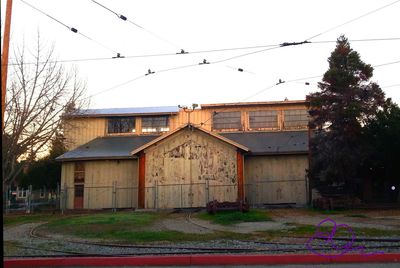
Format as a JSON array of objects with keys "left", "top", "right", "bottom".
[
  {"left": 41, "top": 211, "right": 250, "bottom": 243},
  {"left": 260, "top": 223, "right": 400, "bottom": 238},
  {"left": 197, "top": 209, "right": 272, "bottom": 225}
]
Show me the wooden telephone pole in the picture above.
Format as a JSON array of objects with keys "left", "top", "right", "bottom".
[{"left": 2, "top": 0, "right": 13, "bottom": 127}]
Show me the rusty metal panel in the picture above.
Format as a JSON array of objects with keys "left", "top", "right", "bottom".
[
  {"left": 244, "top": 155, "right": 308, "bottom": 205},
  {"left": 144, "top": 128, "right": 237, "bottom": 208}
]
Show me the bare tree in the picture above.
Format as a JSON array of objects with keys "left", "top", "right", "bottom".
[{"left": 2, "top": 36, "right": 86, "bottom": 186}]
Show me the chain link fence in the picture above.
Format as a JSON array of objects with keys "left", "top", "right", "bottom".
[
  {"left": 58, "top": 178, "right": 307, "bottom": 211},
  {"left": 4, "top": 185, "right": 60, "bottom": 214},
  {"left": 3, "top": 178, "right": 307, "bottom": 214}
]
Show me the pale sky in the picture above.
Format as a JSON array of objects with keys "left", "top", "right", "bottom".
[{"left": 2, "top": 0, "right": 400, "bottom": 109}]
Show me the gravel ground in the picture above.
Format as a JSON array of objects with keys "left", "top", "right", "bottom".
[{"left": 4, "top": 210, "right": 400, "bottom": 258}]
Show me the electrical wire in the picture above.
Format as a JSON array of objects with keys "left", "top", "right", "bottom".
[
  {"left": 372, "top": 60, "right": 400, "bottom": 68},
  {"left": 91, "top": 0, "right": 181, "bottom": 50},
  {"left": 20, "top": 0, "right": 119, "bottom": 54},
  {"left": 85, "top": 56, "right": 400, "bottom": 101},
  {"left": 4, "top": 38, "right": 400, "bottom": 66},
  {"left": 197, "top": 59, "right": 400, "bottom": 127},
  {"left": 305, "top": 0, "right": 400, "bottom": 40},
  {"left": 381, "top": 83, "right": 400, "bottom": 89},
  {"left": 84, "top": 74, "right": 147, "bottom": 100}
]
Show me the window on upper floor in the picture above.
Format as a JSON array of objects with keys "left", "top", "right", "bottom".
[
  {"left": 212, "top": 111, "right": 241, "bottom": 131},
  {"left": 284, "top": 109, "right": 309, "bottom": 128},
  {"left": 107, "top": 117, "right": 136, "bottom": 134},
  {"left": 249, "top": 110, "right": 278, "bottom": 129},
  {"left": 142, "top": 116, "right": 169, "bottom": 133},
  {"left": 74, "top": 162, "right": 85, "bottom": 184}
]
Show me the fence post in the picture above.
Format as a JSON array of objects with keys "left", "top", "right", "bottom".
[
  {"left": 5, "top": 185, "right": 10, "bottom": 214},
  {"left": 26, "top": 185, "right": 32, "bottom": 214},
  {"left": 180, "top": 184, "right": 183, "bottom": 208},
  {"left": 61, "top": 183, "right": 67, "bottom": 214},
  {"left": 112, "top": 181, "right": 117, "bottom": 212},
  {"left": 154, "top": 181, "right": 158, "bottom": 210},
  {"left": 205, "top": 180, "right": 209, "bottom": 204},
  {"left": 56, "top": 183, "right": 60, "bottom": 210}
]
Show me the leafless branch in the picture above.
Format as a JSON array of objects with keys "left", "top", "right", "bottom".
[{"left": 2, "top": 34, "right": 87, "bottom": 186}]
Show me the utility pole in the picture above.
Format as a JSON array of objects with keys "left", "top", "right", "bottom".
[
  {"left": 178, "top": 103, "right": 198, "bottom": 125},
  {"left": 2, "top": 0, "right": 13, "bottom": 127}
]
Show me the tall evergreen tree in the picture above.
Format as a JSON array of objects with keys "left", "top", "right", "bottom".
[
  {"left": 306, "top": 36, "right": 385, "bottom": 193},
  {"left": 362, "top": 99, "right": 400, "bottom": 202}
]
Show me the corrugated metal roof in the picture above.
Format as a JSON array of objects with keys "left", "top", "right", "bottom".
[
  {"left": 69, "top": 106, "right": 179, "bottom": 117},
  {"left": 221, "top": 131, "right": 308, "bottom": 155},
  {"left": 56, "top": 135, "right": 159, "bottom": 161}
]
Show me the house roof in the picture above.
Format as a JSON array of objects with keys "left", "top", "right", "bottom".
[
  {"left": 131, "top": 124, "right": 249, "bottom": 155},
  {"left": 56, "top": 135, "right": 159, "bottom": 161},
  {"left": 220, "top": 131, "right": 309, "bottom": 155},
  {"left": 66, "top": 106, "right": 179, "bottom": 118}
]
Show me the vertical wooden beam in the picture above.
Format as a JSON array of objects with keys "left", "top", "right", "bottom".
[
  {"left": 2, "top": 0, "right": 13, "bottom": 127},
  {"left": 237, "top": 151, "right": 244, "bottom": 201},
  {"left": 138, "top": 153, "right": 146, "bottom": 208}
]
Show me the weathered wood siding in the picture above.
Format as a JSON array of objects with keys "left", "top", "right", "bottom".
[
  {"left": 144, "top": 128, "right": 238, "bottom": 208},
  {"left": 170, "top": 103, "right": 308, "bottom": 131},
  {"left": 64, "top": 118, "right": 106, "bottom": 150},
  {"left": 62, "top": 103, "right": 308, "bottom": 150},
  {"left": 60, "top": 162, "right": 75, "bottom": 209},
  {"left": 244, "top": 155, "right": 308, "bottom": 205},
  {"left": 61, "top": 160, "right": 138, "bottom": 209}
]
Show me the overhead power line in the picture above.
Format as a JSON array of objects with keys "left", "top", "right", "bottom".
[
  {"left": 5, "top": 37, "right": 399, "bottom": 66},
  {"left": 91, "top": 0, "right": 181, "bottom": 50},
  {"left": 198, "top": 59, "right": 400, "bottom": 127},
  {"left": 306, "top": 0, "right": 400, "bottom": 40},
  {"left": 20, "top": 0, "right": 119, "bottom": 54},
  {"left": 85, "top": 56, "right": 400, "bottom": 101}
]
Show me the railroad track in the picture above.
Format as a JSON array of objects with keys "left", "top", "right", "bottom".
[{"left": 4, "top": 213, "right": 400, "bottom": 258}]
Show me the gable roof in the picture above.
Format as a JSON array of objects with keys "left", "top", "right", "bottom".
[
  {"left": 56, "top": 135, "right": 159, "bottom": 161},
  {"left": 67, "top": 106, "right": 179, "bottom": 118},
  {"left": 220, "top": 131, "right": 308, "bottom": 155},
  {"left": 131, "top": 124, "right": 249, "bottom": 155}
]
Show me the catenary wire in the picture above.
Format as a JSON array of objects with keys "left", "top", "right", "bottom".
[
  {"left": 85, "top": 58, "right": 400, "bottom": 101},
  {"left": 91, "top": 0, "right": 181, "bottom": 50},
  {"left": 198, "top": 60, "right": 400, "bottom": 126},
  {"left": 4, "top": 38, "right": 400, "bottom": 66},
  {"left": 382, "top": 83, "right": 400, "bottom": 89},
  {"left": 19, "top": 0, "right": 119, "bottom": 54},
  {"left": 305, "top": 0, "right": 400, "bottom": 41}
]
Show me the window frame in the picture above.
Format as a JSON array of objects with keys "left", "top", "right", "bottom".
[
  {"left": 74, "top": 162, "right": 85, "bottom": 184},
  {"left": 107, "top": 117, "right": 136, "bottom": 134},
  {"left": 248, "top": 110, "right": 278, "bottom": 130},
  {"left": 212, "top": 111, "right": 242, "bottom": 131},
  {"left": 141, "top": 116, "right": 170, "bottom": 133},
  {"left": 283, "top": 109, "right": 309, "bottom": 129}
]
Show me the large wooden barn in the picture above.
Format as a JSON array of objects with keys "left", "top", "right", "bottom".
[{"left": 57, "top": 100, "right": 310, "bottom": 209}]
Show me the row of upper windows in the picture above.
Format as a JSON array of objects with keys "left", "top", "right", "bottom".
[
  {"left": 107, "top": 116, "right": 169, "bottom": 134},
  {"left": 212, "top": 109, "right": 309, "bottom": 130},
  {"left": 106, "top": 110, "right": 308, "bottom": 134}
]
